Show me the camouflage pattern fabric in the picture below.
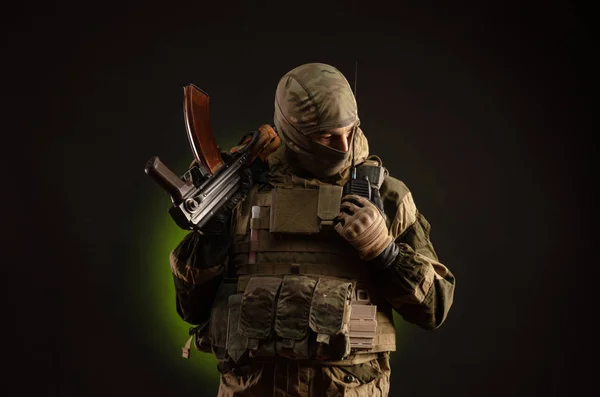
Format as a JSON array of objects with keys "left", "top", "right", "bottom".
[
  {"left": 218, "top": 353, "right": 391, "bottom": 397},
  {"left": 274, "top": 62, "right": 362, "bottom": 178}
]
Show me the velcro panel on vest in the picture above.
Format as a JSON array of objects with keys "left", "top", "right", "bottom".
[
  {"left": 317, "top": 185, "right": 343, "bottom": 227},
  {"left": 209, "top": 280, "right": 238, "bottom": 359},
  {"left": 238, "top": 277, "right": 282, "bottom": 347},
  {"left": 270, "top": 188, "right": 320, "bottom": 233}
]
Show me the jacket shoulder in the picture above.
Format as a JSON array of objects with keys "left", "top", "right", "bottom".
[
  {"left": 380, "top": 174, "right": 411, "bottom": 205},
  {"left": 380, "top": 174, "right": 419, "bottom": 239}
]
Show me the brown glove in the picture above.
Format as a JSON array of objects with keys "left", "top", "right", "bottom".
[
  {"left": 229, "top": 124, "right": 281, "bottom": 161},
  {"left": 334, "top": 194, "right": 393, "bottom": 260}
]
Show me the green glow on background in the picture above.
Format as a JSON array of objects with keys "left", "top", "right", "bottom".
[
  {"left": 139, "top": 157, "right": 221, "bottom": 389},
  {"left": 148, "top": 205, "right": 220, "bottom": 382}
]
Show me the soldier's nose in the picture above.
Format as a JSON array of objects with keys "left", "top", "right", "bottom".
[{"left": 336, "top": 135, "right": 349, "bottom": 152}]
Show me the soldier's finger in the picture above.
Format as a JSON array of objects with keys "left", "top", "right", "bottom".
[
  {"left": 334, "top": 217, "right": 345, "bottom": 235},
  {"left": 352, "top": 195, "right": 375, "bottom": 208},
  {"left": 333, "top": 215, "right": 345, "bottom": 227},
  {"left": 340, "top": 206, "right": 353, "bottom": 216},
  {"left": 341, "top": 194, "right": 365, "bottom": 207},
  {"left": 340, "top": 200, "right": 360, "bottom": 214}
]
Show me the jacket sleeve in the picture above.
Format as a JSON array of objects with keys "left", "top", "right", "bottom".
[
  {"left": 169, "top": 229, "right": 231, "bottom": 325},
  {"left": 374, "top": 176, "right": 456, "bottom": 330}
]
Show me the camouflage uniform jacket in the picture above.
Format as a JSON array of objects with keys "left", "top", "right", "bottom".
[{"left": 170, "top": 155, "right": 456, "bottom": 343}]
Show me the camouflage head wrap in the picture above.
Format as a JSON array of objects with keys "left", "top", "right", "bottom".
[{"left": 273, "top": 63, "right": 368, "bottom": 178}]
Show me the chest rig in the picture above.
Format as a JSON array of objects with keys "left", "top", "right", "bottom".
[{"left": 205, "top": 160, "right": 397, "bottom": 364}]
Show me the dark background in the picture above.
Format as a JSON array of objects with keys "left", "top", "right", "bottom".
[{"left": 4, "top": 1, "right": 594, "bottom": 396}]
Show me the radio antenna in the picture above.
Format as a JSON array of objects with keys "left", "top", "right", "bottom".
[
  {"left": 351, "top": 61, "right": 358, "bottom": 180},
  {"left": 353, "top": 60, "right": 358, "bottom": 98}
]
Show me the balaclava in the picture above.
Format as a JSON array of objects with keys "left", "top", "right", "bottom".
[{"left": 273, "top": 63, "right": 366, "bottom": 178}]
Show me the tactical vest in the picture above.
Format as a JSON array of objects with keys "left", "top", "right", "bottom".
[{"left": 200, "top": 161, "right": 397, "bottom": 365}]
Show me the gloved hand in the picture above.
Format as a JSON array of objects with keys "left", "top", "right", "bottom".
[
  {"left": 199, "top": 152, "right": 254, "bottom": 235},
  {"left": 334, "top": 194, "right": 393, "bottom": 261}
]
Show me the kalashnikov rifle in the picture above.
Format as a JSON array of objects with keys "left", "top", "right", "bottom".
[{"left": 144, "top": 84, "right": 279, "bottom": 231}]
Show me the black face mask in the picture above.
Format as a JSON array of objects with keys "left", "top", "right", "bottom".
[
  {"left": 292, "top": 133, "right": 357, "bottom": 178},
  {"left": 275, "top": 113, "right": 357, "bottom": 178}
]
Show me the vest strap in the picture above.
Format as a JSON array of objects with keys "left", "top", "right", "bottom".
[
  {"left": 236, "top": 262, "right": 365, "bottom": 278},
  {"left": 233, "top": 238, "right": 346, "bottom": 254}
]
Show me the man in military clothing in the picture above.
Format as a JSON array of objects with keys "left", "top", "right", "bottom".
[{"left": 170, "top": 63, "right": 456, "bottom": 397}]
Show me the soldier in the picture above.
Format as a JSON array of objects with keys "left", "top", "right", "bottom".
[{"left": 170, "top": 63, "right": 456, "bottom": 397}]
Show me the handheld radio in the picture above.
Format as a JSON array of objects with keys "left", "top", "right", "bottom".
[{"left": 342, "top": 62, "right": 387, "bottom": 214}]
